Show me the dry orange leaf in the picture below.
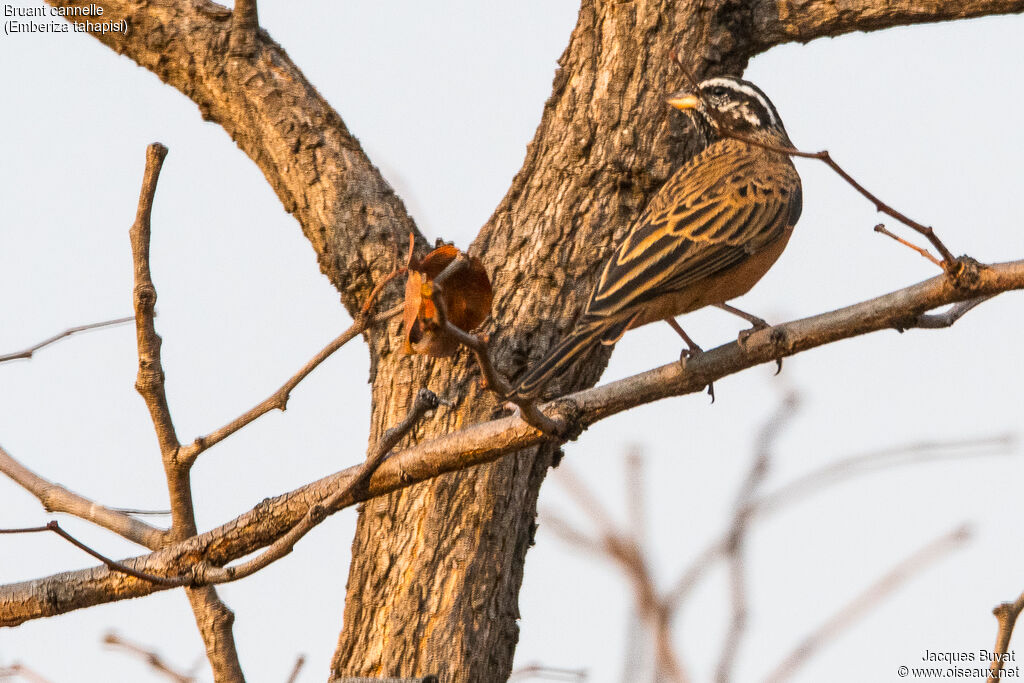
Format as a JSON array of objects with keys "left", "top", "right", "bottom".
[{"left": 403, "top": 242, "right": 493, "bottom": 357}]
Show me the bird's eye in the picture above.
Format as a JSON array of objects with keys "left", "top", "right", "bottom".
[{"left": 710, "top": 87, "right": 727, "bottom": 98}]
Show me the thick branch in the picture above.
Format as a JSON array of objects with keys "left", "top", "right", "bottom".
[
  {"left": 3, "top": 258, "right": 1022, "bottom": 625},
  {"left": 43, "top": 0, "right": 423, "bottom": 314},
  {"left": 749, "top": 0, "right": 1024, "bottom": 51},
  {"left": 192, "top": 389, "right": 437, "bottom": 585}
]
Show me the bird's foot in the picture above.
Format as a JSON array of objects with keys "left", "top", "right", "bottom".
[
  {"left": 736, "top": 323, "right": 783, "bottom": 375},
  {"left": 676, "top": 345, "right": 715, "bottom": 403}
]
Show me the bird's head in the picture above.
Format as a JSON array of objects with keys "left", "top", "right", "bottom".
[{"left": 668, "top": 76, "right": 791, "bottom": 146}]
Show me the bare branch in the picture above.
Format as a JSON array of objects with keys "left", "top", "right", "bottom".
[
  {"left": 191, "top": 389, "right": 439, "bottom": 586},
  {"left": 0, "top": 522, "right": 187, "bottom": 587},
  {"left": 715, "top": 392, "right": 799, "bottom": 683},
  {"left": 130, "top": 143, "right": 181, "bottom": 465},
  {"left": 42, "top": 0, "right": 424, "bottom": 316},
  {"left": 753, "top": 435, "right": 1015, "bottom": 517},
  {"left": 987, "top": 591, "right": 1024, "bottom": 683},
  {"left": 764, "top": 525, "right": 971, "bottom": 682},
  {"left": 127, "top": 143, "right": 245, "bottom": 683},
  {"left": 0, "top": 663, "right": 55, "bottom": 683},
  {"left": 912, "top": 296, "right": 995, "bottom": 329},
  {"left": 103, "top": 632, "right": 196, "bottom": 683},
  {"left": 186, "top": 586, "right": 244, "bottom": 683},
  {"left": 0, "top": 316, "right": 134, "bottom": 364},
  {"left": 285, "top": 655, "right": 306, "bottom": 683},
  {"left": 508, "top": 664, "right": 588, "bottom": 681},
  {"left": 0, "top": 444, "right": 167, "bottom": 549},
  {"left": 180, "top": 303, "right": 402, "bottom": 467},
  {"left": 3, "top": 260, "right": 1024, "bottom": 624},
  {"left": 749, "top": 0, "right": 1024, "bottom": 52},
  {"left": 874, "top": 224, "right": 942, "bottom": 267},
  {"left": 666, "top": 434, "right": 1013, "bottom": 608}
]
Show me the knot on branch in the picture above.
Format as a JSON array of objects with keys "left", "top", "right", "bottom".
[
  {"left": 133, "top": 284, "right": 157, "bottom": 310},
  {"left": 948, "top": 256, "right": 983, "bottom": 290},
  {"left": 548, "top": 397, "right": 585, "bottom": 442}
]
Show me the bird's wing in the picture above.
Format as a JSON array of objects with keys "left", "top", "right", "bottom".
[{"left": 583, "top": 140, "right": 802, "bottom": 320}]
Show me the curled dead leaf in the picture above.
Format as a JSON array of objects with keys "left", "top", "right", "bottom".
[{"left": 403, "top": 241, "right": 493, "bottom": 357}]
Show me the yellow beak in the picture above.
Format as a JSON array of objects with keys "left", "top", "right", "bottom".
[{"left": 667, "top": 94, "right": 700, "bottom": 111}]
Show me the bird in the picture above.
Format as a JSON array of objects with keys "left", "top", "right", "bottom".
[{"left": 514, "top": 75, "right": 803, "bottom": 400}]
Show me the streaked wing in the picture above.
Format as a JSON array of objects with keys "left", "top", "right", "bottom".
[{"left": 583, "top": 139, "right": 801, "bottom": 320}]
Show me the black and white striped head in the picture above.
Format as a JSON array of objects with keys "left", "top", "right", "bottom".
[{"left": 669, "top": 76, "right": 791, "bottom": 146}]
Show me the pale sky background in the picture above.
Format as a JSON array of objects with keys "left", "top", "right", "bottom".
[{"left": 1, "top": 3, "right": 1023, "bottom": 682}]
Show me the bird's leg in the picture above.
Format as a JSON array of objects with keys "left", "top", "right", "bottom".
[
  {"left": 664, "top": 318, "right": 714, "bottom": 402},
  {"left": 716, "top": 302, "right": 782, "bottom": 375}
]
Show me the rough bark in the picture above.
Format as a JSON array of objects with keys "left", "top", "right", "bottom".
[{"left": 33, "top": 0, "right": 1024, "bottom": 681}]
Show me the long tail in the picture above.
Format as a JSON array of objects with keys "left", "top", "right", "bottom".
[
  {"left": 514, "top": 312, "right": 636, "bottom": 400},
  {"left": 514, "top": 324, "right": 608, "bottom": 400}
]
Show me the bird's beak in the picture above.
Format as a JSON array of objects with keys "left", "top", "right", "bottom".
[{"left": 667, "top": 93, "right": 700, "bottom": 111}]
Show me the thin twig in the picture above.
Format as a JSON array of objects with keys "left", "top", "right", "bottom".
[
  {"left": 912, "top": 296, "right": 995, "bottom": 329},
  {"left": 508, "top": 663, "right": 588, "bottom": 681},
  {"left": 179, "top": 303, "right": 402, "bottom": 467},
  {"left": 753, "top": 435, "right": 1015, "bottom": 517},
  {"left": 0, "top": 444, "right": 168, "bottom": 548},
  {"left": 0, "top": 316, "right": 135, "bottom": 364},
  {"left": 665, "top": 434, "right": 1014, "bottom": 609},
  {"left": 191, "top": 389, "right": 439, "bottom": 586},
  {"left": 0, "top": 663, "right": 55, "bottom": 683},
  {"left": 546, "top": 464, "right": 688, "bottom": 683},
  {"left": 0, "top": 521, "right": 188, "bottom": 587},
  {"left": 285, "top": 655, "right": 306, "bottom": 683},
  {"left": 715, "top": 392, "right": 799, "bottom": 683},
  {"left": 987, "top": 591, "right": 1024, "bottom": 683},
  {"left": 103, "top": 632, "right": 197, "bottom": 683},
  {"left": 874, "top": 224, "right": 942, "bottom": 267},
  {"left": 108, "top": 507, "right": 172, "bottom": 516},
  {"left": 764, "top": 525, "right": 971, "bottom": 682}
]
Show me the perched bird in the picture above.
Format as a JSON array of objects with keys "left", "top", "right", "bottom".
[{"left": 514, "top": 75, "right": 802, "bottom": 400}]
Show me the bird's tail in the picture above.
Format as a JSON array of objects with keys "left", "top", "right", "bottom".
[{"left": 514, "top": 314, "right": 634, "bottom": 400}]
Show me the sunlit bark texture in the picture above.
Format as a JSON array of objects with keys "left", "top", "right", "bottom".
[{"left": 37, "top": 0, "right": 1024, "bottom": 680}]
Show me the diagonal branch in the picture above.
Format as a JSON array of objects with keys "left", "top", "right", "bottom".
[
  {"left": 763, "top": 525, "right": 971, "bottom": 682},
  {"left": 191, "top": 389, "right": 438, "bottom": 586},
  {"left": 0, "top": 444, "right": 167, "bottom": 549},
  {"left": 103, "top": 632, "right": 196, "bottom": 683},
  {"left": 43, "top": 0, "right": 424, "bottom": 316},
  {"left": 0, "top": 522, "right": 187, "bottom": 587},
  {"left": 0, "top": 316, "right": 134, "bottom": 364},
  {"left": 2, "top": 258, "right": 1024, "bottom": 625}
]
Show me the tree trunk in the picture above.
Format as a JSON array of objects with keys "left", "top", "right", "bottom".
[
  {"left": 332, "top": 3, "right": 756, "bottom": 680},
  {"left": 35, "top": 0, "right": 1024, "bottom": 680}
]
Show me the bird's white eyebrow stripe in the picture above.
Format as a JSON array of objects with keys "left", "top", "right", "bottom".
[{"left": 700, "top": 77, "right": 780, "bottom": 128}]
